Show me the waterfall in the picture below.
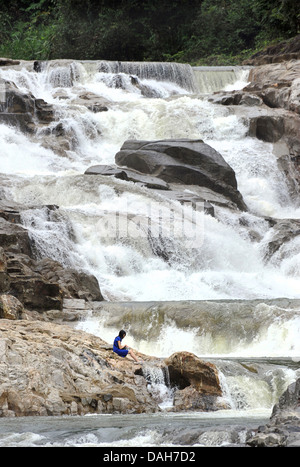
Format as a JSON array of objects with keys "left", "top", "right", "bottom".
[
  {"left": 76, "top": 298, "right": 300, "bottom": 413},
  {"left": 97, "top": 60, "right": 198, "bottom": 93},
  {"left": 141, "top": 363, "right": 174, "bottom": 409},
  {"left": 1, "top": 59, "right": 299, "bottom": 302},
  {"left": 76, "top": 300, "right": 300, "bottom": 359},
  {"left": 9, "top": 59, "right": 198, "bottom": 96},
  {"left": 0, "top": 59, "right": 299, "bottom": 417},
  {"left": 193, "top": 66, "right": 250, "bottom": 93}
]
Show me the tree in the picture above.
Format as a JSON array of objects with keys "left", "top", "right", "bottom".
[
  {"left": 0, "top": 0, "right": 299, "bottom": 62},
  {"left": 189, "top": 0, "right": 260, "bottom": 58},
  {"left": 252, "top": 0, "right": 300, "bottom": 37}
]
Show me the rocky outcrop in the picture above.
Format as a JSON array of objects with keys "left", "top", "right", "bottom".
[
  {"left": 165, "top": 352, "right": 224, "bottom": 412},
  {"left": 246, "top": 61, "right": 300, "bottom": 115},
  {"left": 246, "top": 61, "right": 300, "bottom": 185},
  {"left": 85, "top": 139, "right": 247, "bottom": 211},
  {"left": 0, "top": 78, "right": 54, "bottom": 133},
  {"left": 244, "top": 35, "right": 300, "bottom": 66},
  {"left": 33, "top": 257, "right": 103, "bottom": 303},
  {"left": 262, "top": 218, "right": 300, "bottom": 261},
  {"left": 115, "top": 140, "right": 238, "bottom": 194},
  {"left": 0, "top": 202, "right": 103, "bottom": 311},
  {"left": 247, "top": 378, "right": 300, "bottom": 447},
  {"left": 0, "top": 318, "right": 223, "bottom": 417},
  {"left": 116, "top": 139, "right": 247, "bottom": 210},
  {"left": 211, "top": 58, "right": 300, "bottom": 190},
  {"left": 0, "top": 73, "right": 109, "bottom": 157}
]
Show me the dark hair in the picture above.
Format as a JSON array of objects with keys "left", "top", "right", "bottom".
[{"left": 119, "top": 330, "right": 126, "bottom": 339}]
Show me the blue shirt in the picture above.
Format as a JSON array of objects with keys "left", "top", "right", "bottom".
[
  {"left": 113, "top": 336, "right": 121, "bottom": 352},
  {"left": 113, "top": 336, "right": 129, "bottom": 357}
]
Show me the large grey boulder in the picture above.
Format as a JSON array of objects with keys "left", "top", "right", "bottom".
[{"left": 115, "top": 139, "right": 247, "bottom": 210}]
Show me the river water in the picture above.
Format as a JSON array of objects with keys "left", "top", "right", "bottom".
[{"left": 0, "top": 61, "right": 299, "bottom": 447}]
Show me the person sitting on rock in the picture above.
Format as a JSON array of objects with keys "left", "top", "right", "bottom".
[{"left": 113, "top": 330, "right": 142, "bottom": 364}]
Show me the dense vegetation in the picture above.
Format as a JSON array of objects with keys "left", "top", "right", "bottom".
[{"left": 0, "top": 0, "right": 299, "bottom": 64}]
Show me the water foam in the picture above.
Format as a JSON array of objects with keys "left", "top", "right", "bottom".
[{"left": 1, "top": 60, "right": 300, "bottom": 379}]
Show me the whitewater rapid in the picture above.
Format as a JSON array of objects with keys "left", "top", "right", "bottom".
[
  {"left": 0, "top": 60, "right": 299, "bottom": 436},
  {"left": 0, "top": 61, "right": 299, "bottom": 303}
]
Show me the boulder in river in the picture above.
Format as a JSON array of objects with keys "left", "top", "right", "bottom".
[
  {"left": 114, "top": 139, "right": 247, "bottom": 210},
  {"left": 165, "top": 351, "right": 224, "bottom": 412}
]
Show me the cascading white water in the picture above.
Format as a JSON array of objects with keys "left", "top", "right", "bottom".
[
  {"left": 97, "top": 60, "right": 198, "bottom": 92},
  {"left": 193, "top": 66, "right": 250, "bottom": 93},
  {"left": 141, "top": 363, "right": 174, "bottom": 409},
  {"left": 0, "top": 60, "right": 299, "bottom": 415},
  {"left": 1, "top": 61, "right": 300, "bottom": 301}
]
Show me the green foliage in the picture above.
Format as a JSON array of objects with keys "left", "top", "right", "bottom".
[
  {"left": 0, "top": 0, "right": 299, "bottom": 63},
  {"left": 252, "top": 0, "right": 300, "bottom": 37},
  {"left": 0, "top": 0, "right": 57, "bottom": 59}
]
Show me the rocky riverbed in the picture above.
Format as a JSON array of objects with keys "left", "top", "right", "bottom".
[
  {"left": 0, "top": 42, "right": 300, "bottom": 446},
  {"left": 0, "top": 307, "right": 223, "bottom": 417}
]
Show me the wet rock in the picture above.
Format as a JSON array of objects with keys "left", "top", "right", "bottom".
[
  {"left": 263, "top": 218, "right": 300, "bottom": 261},
  {"left": 69, "top": 91, "right": 109, "bottom": 113},
  {"left": 165, "top": 351, "right": 223, "bottom": 412},
  {"left": 210, "top": 91, "right": 263, "bottom": 107},
  {"left": 218, "top": 59, "right": 300, "bottom": 188},
  {"left": 85, "top": 164, "right": 234, "bottom": 211},
  {"left": 35, "top": 98, "right": 55, "bottom": 124},
  {"left": 246, "top": 430, "right": 288, "bottom": 447},
  {"left": 130, "top": 75, "right": 163, "bottom": 98},
  {"left": 115, "top": 139, "right": 247, "bottom": 210},
  {"left": 165, "top": 351, "right": 222, "bottom": 395},
  {"left": 0, "top": 58, "right": 20, "bottom": 67},
  {"left": 85, "top": 164, "right": 170, "bottom": 190},
  {"left": 172, "top": 386, "right": 224, "bottom": 412},
  {"left": 271, "top": 377, "right": 300, "bottom": 424},
  {"left": 247, "top": 378, "right": 300, "bottom": 447},
  {"left": 277, "top": 153, "right": 300, "bottom": 201},
  {"left": 0, "top": 203, "right": 103, "bottom": 310},
  {"left": 249, "top": 115, "right": 285, "bottom": 143},
  {"left": 0, "top": 78, "right": 54, "bottom": 132}
]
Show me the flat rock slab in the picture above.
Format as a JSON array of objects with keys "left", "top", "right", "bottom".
[{"left": 85, "top": 164, "right": 169, "bottom": 190}]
